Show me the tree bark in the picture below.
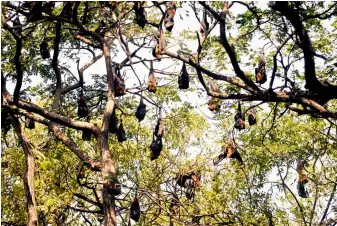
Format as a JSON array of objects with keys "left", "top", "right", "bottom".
[
  {"left": 101, "top": 38, "right": 117, "bottom": 226},
  {"left": 11, "top": 113, "right": 38, "bottom": 226}
]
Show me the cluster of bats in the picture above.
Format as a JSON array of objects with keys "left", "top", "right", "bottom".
[{"left": 5, "top": 3, "right": 307, "bottom": 224}]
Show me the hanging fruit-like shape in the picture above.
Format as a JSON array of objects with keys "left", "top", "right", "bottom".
[
  {"left": 255, "top": 55, "right": 267, "bottom": 84},
  {"left": 135, "top": 98, "right": 146, "bottom": 122},
  {"left": 147, "top": 69, "right": 157, "bottom": 93},
  {"left": 130, "top": 197, "right": 141, "bottom": 222},
  {"left": 178, "top": 62, "right": 189, "bottom": 89},
  {"left": 40, "top": 40, "right": 50, "bottom": 59},
  {"left": 247, "top": 109, "right": 257, "bottom": 126},
  {"left": 150, "top": 135, "right": 163, "bottom": 160},
  {"left": 234, "top": 102, "right": 245, "bottom": 130},
  {"left": 114, "top": 69, "right": 126, "bottom": 97},
  {"left": 117, "top": 120, "right": 127, "bottom": 142},
  {"left": 77, "top": 95, "right": 89, "bottom": 118},
  {"left": 164, "top": 2, "right": 177, "bottom": 32}
]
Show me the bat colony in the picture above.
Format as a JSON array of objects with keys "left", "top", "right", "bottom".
[{"left": 5, "top": 2, "right": 311, "bottom": 224}]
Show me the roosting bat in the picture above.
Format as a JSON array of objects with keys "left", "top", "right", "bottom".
[
  {"left": 255, "top": 55, "right": 267, "bottom": 84},
  {"left": 154, "top": 118, "right": 165, "bottom": 138},
  {"left": 164, "top": 2, "right": 177, "bottom": 32},
  {"left": 208, "top": 81, "right": 222, "bottom": 111},
  {"left": 40, "top": 40, "right": 50, "bottom": 59},
  {"left": 234, "top": 102, "right": 245, "bottom": 130},
  {"left": 148, "top": 69, "right": 157, "bottom": 93},
  {"left": 77, "top": 94, "right": 89, "bottom": 118},
  {"left": 178, "top": 62, "right": 189, "bottom": 89},
  {"left": 114, "top": 69, "right": 126, "bottom": 97},
  {"left": 117, "top": 119, "right": 127, "bottom": 142},
  {"left": 247, "top": 108, "right": 257, "bottom": 126},
  {"left": 150, "top": 135, "right": 163, "bottom": 160},
  {"left": 135, "top": 98, "right": 146, "bottom": 122},
  {"left": 130, "top": 197, "right": 141, "bottom": 222},
  {"left": 134, "top": 2, "right": 147, "bottom": 29},
  {"left": 213, "top": 137, "right": 243, "bottom": 165}
]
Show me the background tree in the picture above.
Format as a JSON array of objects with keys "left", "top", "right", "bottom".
[{"left": 1, "top": 1, "right": 336, "bottom": 226}]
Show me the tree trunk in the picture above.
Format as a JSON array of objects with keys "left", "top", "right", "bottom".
[
  {"left": 100, "top": 133, "right": 117, "bottom": 226},
  {"left": 11, "top": 114, "right": 38, "bottom": 226},
  {"left": 101, "top": 38, "right": 117, "bottom": 226}
]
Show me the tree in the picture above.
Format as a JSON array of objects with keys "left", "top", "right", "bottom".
[{"left": 1, "top": 1, "right": 336, "bottom": 226}]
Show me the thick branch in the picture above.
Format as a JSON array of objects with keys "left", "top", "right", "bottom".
[
  {"left": 20, "top": 111, "right": 101, "bottom": 171},
  {"left": 51, "top": 21, "right": 63, "bottom": 111},
  {"left": 163, "top": 49, "right": 255, "bottom": 93},
  {"left": 272, "top": 2, "right": 337, "bottom": 98},
  {"left": 199, "top": 1, "right": 261, "bottom": 92},
  {"left": 3, "top": 91, "right": 101, "bottom": 134},
  {"left": 10, "top": 112, "right": 38, "bottom": 226},
  {"left": 61, "top": 53, "right": 103, "bottom": 95}
]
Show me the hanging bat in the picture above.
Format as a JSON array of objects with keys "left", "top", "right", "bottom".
[
  {"left": 117, "top": 120, "right": 127, "bottom": 142},
  {"left": 134, "top": 2, "right": 147, "bottom": 29},
  {"left": 191, "top": 171, "right": 201, "bottom": 188},
  {"left": 234, "top": 102, "right": 245, "bottom": 130},
  {"left": 164, "top": 2, "right": 176, "bottom": 32},
  {"left": 82, "top": 129, "right": 91, "bottom": 141},
  {"left": 247, "top": 108, "right": 257, "bottom": 126},
  {"left": 177, "top": 169, "right": 190, "bottom": 187},
  {"left": 178, "top": 62, "right": 189, "bottom": 89},
  {"left": 135, "top": 98, "right": 146, "bottom": 122},
  {"left": 152, "top": 44, "right": 160, "bottom": 60},
  {"left": 154, "top": 118, "right": 165, "bottom": 138},
  {"left": 1, "top": 108, "right": 12, "bottom": 135},
  {"left": 213, "top": 137, "right": 243, "bottom": 165},
  {"left": 208, "top": 97, "right": 221, "bottom": 112},
  {"left": 114, "top": 69, "right": 126, "bottom": 97},
  {"left": 297, "top": 182, "right": 309, "bottom": 198},
  {"left": 109, "top": 109, "right": 118, "bottom": 134},
  {"left": 40, "top": 40, "right": 50, "bottom": 59},
  {"left": 208, "top": 81, "right": 222, "bottom": 111},
  {"left": 297, "top": 160, "right": 308, "bottom": 184},
  {"left": 255, "top": 55, "right": 267, "bottom": 84},
  {"left": 25, "top": 116, "right": 35, "bottom": 130},
  {"left": 225, "top": 137, "right": 243, "bottom": 164},
  {"left": 130, "top": 197, "right": 141, "bottom": 222},
  {"left": 148, "top": 69, "right": 157, "bottom": 93},
  {"left": 150, "top": 136, "right": 163, "bottom": 160},
  {"left": 152, "top": 35, "right": 162, "bottom": 61},
  {"left": 77, "top": 95, "right": 89, "bottom": 118}
]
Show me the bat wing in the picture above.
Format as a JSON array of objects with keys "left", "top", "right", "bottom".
[
  {"left": 213, "top": 153, "right": 226, "bottom": 165},
  {"left": 233, "top": 150, "right": 244, "bottom": 164}
]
